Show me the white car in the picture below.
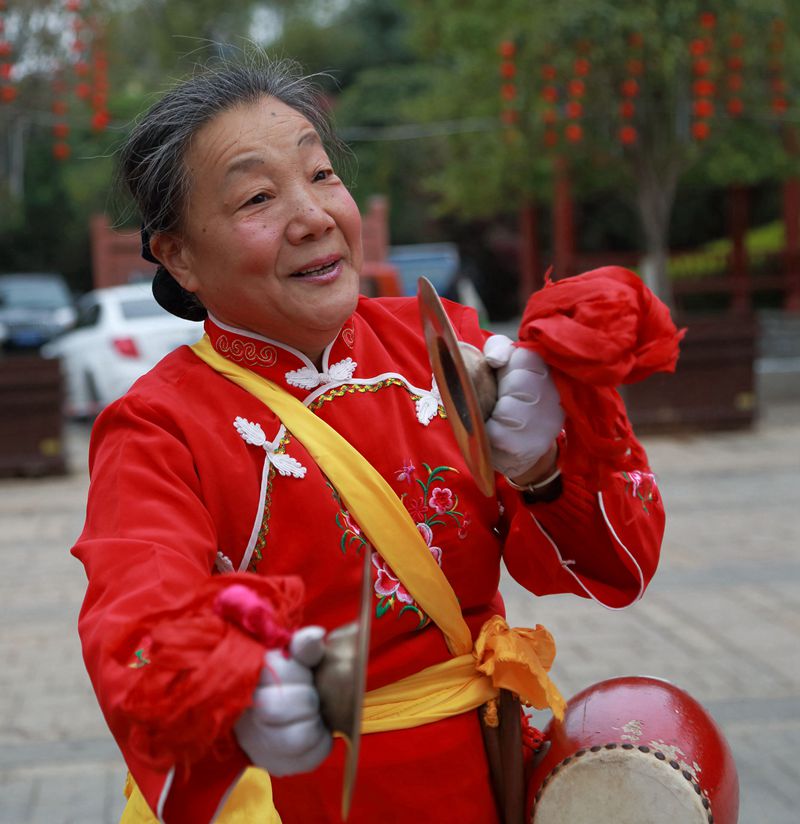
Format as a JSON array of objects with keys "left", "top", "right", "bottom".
[{"left": 41, "top": 283, "right": 202, "bottom": 418}]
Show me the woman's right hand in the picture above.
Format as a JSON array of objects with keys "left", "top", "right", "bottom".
[{"left": 234, "top": 626, "right": 332, "bottom": 776}]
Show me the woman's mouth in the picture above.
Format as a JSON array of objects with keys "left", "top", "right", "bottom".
[{"left": 291, "top": 257, "right": 342, "bottom": 279}]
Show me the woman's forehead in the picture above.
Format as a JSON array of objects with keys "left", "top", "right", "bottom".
[{"left": 187, "top": 96, "right": 319, "bottom": 175}]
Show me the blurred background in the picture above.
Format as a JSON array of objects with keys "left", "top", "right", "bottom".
[{"left": 1, "top": 1, "right": 799, "bottom": 822}]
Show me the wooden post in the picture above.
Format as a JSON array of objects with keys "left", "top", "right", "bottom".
[
  {"left": 553, "top": 157, "right": 576, "bottom": 278},
  {"left": 783, "top": 177, "right": 800, "bottom": 312},
  {"left": 518, "top": 200, "right": 541, "bottom": 306},
  {"left": 728, "top": 185, "right": 750, "bottom": 315}
]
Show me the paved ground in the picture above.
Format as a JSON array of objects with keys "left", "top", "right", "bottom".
[{"left": 1, "top": 403, "right": 798, "bottom": 823}]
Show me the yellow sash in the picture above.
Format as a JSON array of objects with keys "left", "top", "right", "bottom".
[{"left": 119, "top": 335, "right": 564, "bottom": 822}]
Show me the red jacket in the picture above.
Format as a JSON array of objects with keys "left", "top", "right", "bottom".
[{"left": 73, "top": 296, "right": 664, "bottom": 823}]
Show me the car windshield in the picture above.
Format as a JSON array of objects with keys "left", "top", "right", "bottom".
[
  {"left": 119, "top": 297, "right": 166, "bottom": 320},
  {"left": 0, "top": 278, "right": 71, "bottom": 310}
]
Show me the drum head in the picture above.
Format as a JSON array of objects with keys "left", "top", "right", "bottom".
[{"left": 531, "top": 746, "right": 709, "bottom": 823}]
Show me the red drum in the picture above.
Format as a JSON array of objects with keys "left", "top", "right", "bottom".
[{"left": 527, "top": 676, "right": 739, "bottom": 824}]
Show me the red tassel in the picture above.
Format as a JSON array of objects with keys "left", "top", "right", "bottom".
[
  {"left": 517, "top": 267, "right": 685, "bottom": 489},
  {"left": 108, "top": 573, "right": 304, "bottom": 770}
]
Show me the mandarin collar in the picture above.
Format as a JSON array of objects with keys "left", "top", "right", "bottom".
[{"left": 204, "top": 314, "right": 358, "bottom": 398}]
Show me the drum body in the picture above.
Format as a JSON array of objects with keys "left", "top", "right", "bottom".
[{"left": 527, "top": 676, "right": 739, "bottom": 824}]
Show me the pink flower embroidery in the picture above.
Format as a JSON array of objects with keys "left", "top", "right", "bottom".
[
  {"left": 428, "top": 486, "right": 454, "bottom": 513},
  {"left": 627, "top": 470, "right": 656, "bottom": 499},
  {"left": 395, "top": 460, "right": 416, "bottom": 483},
  {"left": 372, "top": 523, "right": 442, "bottom": 605},
  {"left": 406, "top": 496, "right": 429, "bottom": 521},
  {"left": 457, "top": 515, "right": 471, "bottom": 540}
]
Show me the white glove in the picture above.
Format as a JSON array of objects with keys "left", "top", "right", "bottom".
[
  {"left": 483, "top": 334, "right": 564, "bottom": 480},
  {"left": 234, "top": 625, "right": 332, "bottom": 777}
]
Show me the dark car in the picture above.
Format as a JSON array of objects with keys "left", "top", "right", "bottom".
[{"left": 0, "top": 273, "right": 77, "bottom": 350}]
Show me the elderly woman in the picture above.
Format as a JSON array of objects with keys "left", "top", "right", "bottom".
[{"left": 73, "top": 57, "right": 665, "bottom": 824}]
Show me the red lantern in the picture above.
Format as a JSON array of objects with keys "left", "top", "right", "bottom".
[
  {"left": 693, "top": 79, "right": 715, "bottom": 97},
  {"left": 771, "top": 77, "right": 787, "bottom": 94},
  {"left": 730, "top": 33, "right": 744, "bottom": 49},
  {"left": 692, "top": 99, "right": 714, "bottom": 118},
  {"left": 92, "top": 91, "right": 107, "bottom": 109},
  {"left": 619, "top": 125, "right": 637, "bottom": 146},
  {"left": 628, "top": 32, "right": 643, "bottom": 49},
  {"left": 565, "top": 123, "right": 583, "bottom": 143},
  {"left": 71, "top": 39, "right": 86, "bottom": 53},
  {"left": 541, "top": 65, "right": 557, "bottom": 81},
  {"left": 0, "top": 19, "right": 4, "bottom": 33},
  {"left": 541, "top": 85, "right": 558, "bottom": 104},
  {"left": 53, "top": 122, "right": 70, "bottom": 139},
  {"left": 74, "top": 60, "right": 89, "bottom": 77},
  {"left": 75, "top": 82, "right": 91, "bottom": 99},
  {"left": 542, "top": 108, "right": 557, "bottom": 125},
  {"left": 568, "top": 79, "right": 585, "bottom": 98},
  {"left": 693, "top": 59, "right": 711, "bottom": 77},
  {"left": 0, "top": 63, "right": 11, "bottom": 80},
  {"left": 621, "top": 78, "right": 639, "bottom": 98},
  {"left": 500, "top": 61, "right": 515, "bottom": 79},
  {"left": 699, "top": 12, "right": 716, "bottom": 30},
  {"left": 65, "top": 0, "right": 81, "bottom": 11},
  {"left": 619, "top": 100, "right": 635, "bottom": 119},
  {"left": 772, "top": 98, "right": 788, "bottom": 115},
  {"left": 52, "top": 100, "right": 68, "bottom": 115},
  {"left": 498, "top": 40, "right": 515, "bottom": 58},
  {"left": 727, "top": 98, "right": 744, "bottom": 117},
  {"left": 53, "top": 141, "right": 71, "bottom": 160},
  {"left": 91, "top": 110, "right": 111, "bottom": 131},
  {"left": 691, "top": 121, "right": 710, "bottom": 141},
  {"left": 501, "top": 83, "right": 516, "bottom": 101},
  {"left": 0, "top": 84, "right": 16, "bottom": 103},
  {"left": 0, "top": 40, "right": 11, "bottom": 58},
  {"left": 544, "top": 128, "right": 558, "bottom": 148},
  {"left": 565, "top": 101, "right": 583, "bottom": 119},
  {"left": 689, "top": 38, "right": 707, "bottom": 57},
  {"left": 573, "top": 58, "right": 590, "bottom": 77},
  {"left": 727, "top": 56, "right": 743, "bottom": 71}
]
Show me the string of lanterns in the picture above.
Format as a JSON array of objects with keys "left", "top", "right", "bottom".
[
  {"left": 1, "top": 0, "right": 111, "bottom": 162},
  {"left": 496, "top": 9, "right": 792, "bottom": 152}
]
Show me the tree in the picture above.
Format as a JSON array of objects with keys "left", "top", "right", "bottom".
[{"left": 404, "top": 0, "right": 800, "bottom": 306}]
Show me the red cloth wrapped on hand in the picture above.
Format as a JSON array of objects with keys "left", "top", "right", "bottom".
[
  {"left": 517, "top": 266, "right": 685, "bottom": 490},
  {"left": 108, "top": 573, "right": 304, "bottom": 771}
]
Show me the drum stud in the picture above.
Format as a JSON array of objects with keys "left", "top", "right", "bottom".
[
  {"left": 682, "top": 769, "right": 693, "bottom": 781},
  {"left": 669, "top": 759, "right": 680, "bottom": 770},
  {"left": 702, "top": 797, "right": 710, "bottom": 810},
  {"left": 654, "top": 751, "right": 666, "bottom": 761},
  {"left": 604, "top": 743, "right": 617, "bottom": 750},
  {"left": 562, "top": 757, "right": 572, "bottom": 766},
  {"left": 590, "top": 745, "right": 602, "bottom": 752},
  {"left": 693, "top": 782, "right": 702, "bottom": 795},
  {"left": 638, "top": 745, "right": 650, "bottom": 753},
  {"left": 621, "top": 743, "right": 634, "bottom": 750},
  {"left": 575, "top": 748, "right": 587, "bottom": 757}
]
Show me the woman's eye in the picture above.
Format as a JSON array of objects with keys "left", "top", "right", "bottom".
[
  {"left": 247, "top": 193, "right": 269, "bottom": 205},
  {"left": 313, "top": 169, "right": 333, "bottom": 182}
]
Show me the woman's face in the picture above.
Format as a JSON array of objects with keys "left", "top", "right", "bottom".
[{"left": 156, "top": 96, "right": 363, "bottom": 362}]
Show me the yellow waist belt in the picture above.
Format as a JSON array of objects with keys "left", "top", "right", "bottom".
[{"left": 120, "top": 338, "right": 564, "bottom": 823}]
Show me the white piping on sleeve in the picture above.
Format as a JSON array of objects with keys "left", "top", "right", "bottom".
[
  {"left": 238, "top": 454, "right": 271, "bottom": 572},
  {"left": 156, "top": 766, "right": 176, "bottom": 821},
  {"left": 530, "top": 491, "right": 644, "bottom": 610}
]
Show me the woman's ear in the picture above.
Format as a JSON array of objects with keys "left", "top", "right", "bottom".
[{"left": 150, "top": 233, "right": 198, "bottom": 293}]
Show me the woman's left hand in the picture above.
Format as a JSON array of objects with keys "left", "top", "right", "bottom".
[{"left": 483, "top": 334, "right": 564, "bottom": 481}]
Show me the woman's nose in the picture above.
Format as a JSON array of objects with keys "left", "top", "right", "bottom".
[{"left": 286, "top": 189, "right": 336, "bottom": 244}]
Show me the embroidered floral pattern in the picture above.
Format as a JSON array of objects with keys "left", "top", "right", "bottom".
[
  {"left": 623, "top": 470, "right": 658, "bottom": 513},
  {"left": 215, "top": 334, "right": 277, "bottom": 367},
  {"left": 285, "top": 358, "right": 357, "bottom": 390},
  {"left": 234, "top": 417, "right": 306, "bottom": 478}
]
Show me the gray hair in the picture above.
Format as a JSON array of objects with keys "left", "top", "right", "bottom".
[{"left": 120, "top": 55, "right": 341, "bottom": 238}]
